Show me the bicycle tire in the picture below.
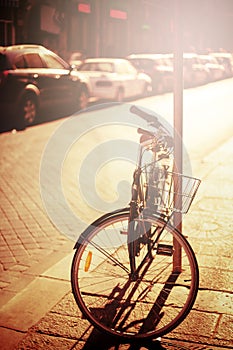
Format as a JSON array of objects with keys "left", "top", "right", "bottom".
[
  {"left": 71, "top": 208, "right": 199, "bottom": 340},
  {"left": 127, "top": 205, "right": 138, "bottom": 279}
]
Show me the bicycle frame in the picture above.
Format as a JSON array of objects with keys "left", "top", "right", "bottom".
[
  {"left": 130, "top": 130, "right": 174, "bottom": 215},
  {"left": 128, "top": 134, "right": 174, "bottom": 276}
]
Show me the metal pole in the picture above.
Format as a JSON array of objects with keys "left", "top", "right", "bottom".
[{"left": 173, "top": 0, "right": 183, "bottom": 272}]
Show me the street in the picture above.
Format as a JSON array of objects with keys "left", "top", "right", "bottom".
[{"left": 0, "top": 78, "right": 233, "bottom": 349}]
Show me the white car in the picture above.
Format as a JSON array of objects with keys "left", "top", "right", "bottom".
[
  {"left": 209, "top": 52, "right": 233, "bottom": 78},
  {"left": 198, "top": 55, "right": 225, "bottom": 82},
  {"left": 78, "top": 58, "right": 152, "bottom": 102}
]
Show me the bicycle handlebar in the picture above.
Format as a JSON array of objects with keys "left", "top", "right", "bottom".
[
  {"left": 131, "top": 105, "right": 173, "bottom": 148},
  {"left": 130, "top": 105, "right": 162, "bottom": 128}
]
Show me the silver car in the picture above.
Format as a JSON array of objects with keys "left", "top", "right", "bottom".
[{"left": 78, "top": 58, "right": 152, "bottom": 102}]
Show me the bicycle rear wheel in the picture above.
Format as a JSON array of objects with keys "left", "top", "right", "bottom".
[{"left": 71, "top": 208, "right": 199, "bottom": 340}]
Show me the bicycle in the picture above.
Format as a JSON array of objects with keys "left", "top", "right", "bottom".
[{"left": 71, "top": 105, "right": 201, "bottom": 340}]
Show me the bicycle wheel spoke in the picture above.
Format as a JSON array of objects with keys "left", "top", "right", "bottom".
[{"left": 87, "top": 239, "right": 130, "bottom": 274}]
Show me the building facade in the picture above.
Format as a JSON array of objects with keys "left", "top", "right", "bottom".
[{"left": 1, "top": 0, "right": 232, "bottom": 60}]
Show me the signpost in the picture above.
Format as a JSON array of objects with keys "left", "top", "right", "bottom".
[{"left": 173, "top": 0, "right": 183, "bottom": 272}]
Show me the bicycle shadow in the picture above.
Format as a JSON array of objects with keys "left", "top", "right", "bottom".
[
  {"left": 79, "top": 268, "right": 180, "bottom": 350},
  {"left": 81, "top": 328, "right": 166, "bottom": 349}
]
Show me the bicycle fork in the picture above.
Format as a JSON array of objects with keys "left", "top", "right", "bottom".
[{"left": 128, "top": 211, "right": 181, "bottom": 280}]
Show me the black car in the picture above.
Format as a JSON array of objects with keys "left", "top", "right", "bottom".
[{"left": 0, "top": 44, "right": 89, "bottom": 130}]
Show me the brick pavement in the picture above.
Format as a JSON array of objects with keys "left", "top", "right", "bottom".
[{"left": 0, "top": 120, "right": 73, "bottom": 307}]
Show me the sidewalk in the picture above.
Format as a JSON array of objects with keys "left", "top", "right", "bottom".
[{"left": 0, "top": 129, "right": 232, "bottom": 349}]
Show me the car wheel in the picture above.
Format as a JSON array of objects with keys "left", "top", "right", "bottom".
[
  {"left": 78, "top": 86, "right": 89, "bottom": 110},
  {"left": 115, "top": 88, "right": 124, "bottom": 102},
  {"left": 17, "top": 93, "right": 38, "bottom": 130}
]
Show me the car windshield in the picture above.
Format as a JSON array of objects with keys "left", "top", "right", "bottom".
[
  {"left": 80, "top": 62, "right": 114, "bottom": 73},
  {"left": 115, "top": 61, "right": 137, "bottom": 74},
  {"left": 97, "top": 62, "right": 114, "bottom": 72},
  {"left": 42, "top": 53, "right": 68, "bottom": 69}
]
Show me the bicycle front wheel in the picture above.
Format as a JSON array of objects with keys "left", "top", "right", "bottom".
[{"left": 71, "top": 208, "right": 199, "bottom": 340}]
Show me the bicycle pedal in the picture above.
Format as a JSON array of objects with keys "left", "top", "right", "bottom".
[{"left": 156, "top": 244, "right": 173, "bottom": 256}]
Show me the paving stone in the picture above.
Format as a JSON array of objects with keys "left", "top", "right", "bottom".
[
  {"left": 0, "top": 277, "right": 70, "bottom": 331},
  {"left": 0, "top": 262, "right": 16, "bottom": 271},
  {"left": 199, "top": 267, "right": 233, "bottom": 292},
  {"left": 8, "top": 264, "right": 29, "bottom": 272},
  {"left": 0, "top": 281, "right": 10, "bottom": 288},
  {"left": 214, "top": 314, "right": 233, "bottom": 345},
  {"left": 195, "top": 290, "right": 233, "bottom": 314},
  {"left": 0, "top": 327, "right": 25, "bottom": 350},
  {"left": 33, "top": 312, "right": 92, "bottom": 340},
  {"left": 16, "top": 332, "right": 76, "bottom": 350},
  {"left": 0, "top": 290, "right": 16, "bottom": 308},
  {"left": 171, "top": 310, "right": 219, "bottom": 338},
  {"left": 0, "top": 274, "right": 35, "bottom": 293},
  {"left": 51, "top": 292, "right": 81, "bottom": 317},
  {"left": 197, "top": 254, "right": 233, "bottom": 270}
]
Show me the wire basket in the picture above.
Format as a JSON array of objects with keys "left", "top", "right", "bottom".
[{"left": 141, "top": 164, "right": 201, "bottom": 214}]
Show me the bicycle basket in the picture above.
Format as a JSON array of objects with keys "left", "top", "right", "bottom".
[{"left": 141, "top": 165, "right": 201, "bottom": 214}]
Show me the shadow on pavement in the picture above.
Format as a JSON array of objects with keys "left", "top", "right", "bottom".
[
  {"left": 77, "top": 329, "right": 188, "bottom": 350},
  {"left": 0, "top": 100, "right": 112, "bottom": 133},
  {"left": 79, "top": 328, "right": 174, "bottom": 350}
]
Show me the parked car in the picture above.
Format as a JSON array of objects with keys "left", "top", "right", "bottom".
[
  {"left": 209, "top": 52, "right": 233, "bottom": 78},
  {"left": 163, "top": 52, "right": 209, "bottom": 88},
  {"left": 198, "top": 54, "right": 225, "bottom": 81},
  {"left": 182, "top": 53, "right": 209, "bottom": 87},
  {"left": 78, "top": 58, "right": 152, "bottom": 102},
  {"left": 0, "top": 44, "right": 89, "bottom": 130},
  {"left": 127, "top": 53, "right": 174, "bottom": 94}
]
